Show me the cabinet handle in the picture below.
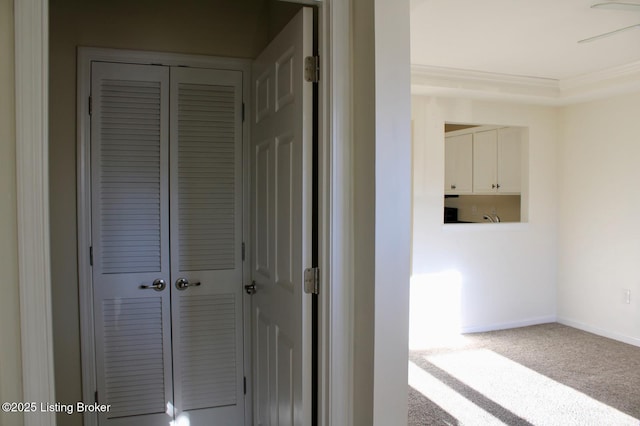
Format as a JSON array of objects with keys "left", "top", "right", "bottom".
[
  {"left": 451, "top": 184, "right": 456, "bottom": 189},
  {"left": 492, "top": 184, "right": 496, "bottom": 189},
  {"left": 496, "top": 184, "right": 501, "bottom": 189}
]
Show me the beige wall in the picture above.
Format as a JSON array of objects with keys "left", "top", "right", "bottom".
[
  {"left": 49, "top": 1, "right": 281, "bottom": 424},
  {"left": 352, "top": 0, "right": 375, "bottom": 423},
  {"left": 0, "top": 1, "right": 24, "bottom": 426}
]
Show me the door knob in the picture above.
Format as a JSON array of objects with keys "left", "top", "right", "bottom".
[
  {"left": 244, "top": 281, "right": 257, "bottom": 295},
  {"left": 140, "top": 279, "right": 166, "bottom": 291},
  {"left": 175, "top": 277, "right": 201, "bottom": 291}
]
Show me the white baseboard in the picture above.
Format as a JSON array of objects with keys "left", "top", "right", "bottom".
[
  {"left": 557, "top": 317, "right": 640, "bottom": 348},
  {"left": 461, "top": 315, "right": 557, "bottom": 334}
]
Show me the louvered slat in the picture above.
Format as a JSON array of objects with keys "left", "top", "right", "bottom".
[
  {"left": 177, "top": 83, "right": 236, "bottom": 271},
  {"left": 179, "top": 294, "right": 237, "bottom": 410},
  {"left": 103, "top": 298, "right": 166, "bottom": 419},
  {"left": 99, "top": 79, "right": 162, "bottom": 274}
]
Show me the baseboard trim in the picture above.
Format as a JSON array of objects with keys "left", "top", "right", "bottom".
[
  {"left": 461, "top": 316, "right": 557, "bottom": 334},
  {"left": 557, "top": 317, "right": 640, "bottom": 348}
]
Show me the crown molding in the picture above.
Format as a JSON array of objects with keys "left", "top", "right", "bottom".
[
  {"left": 411, "top": 64, "right": 561, "bottom": 104},
  {"left": 412, "top": 62, "right": 640, "bottom": 105},
  {"left": 412, "top": 64, "right": 558, "bottom": 90},
  {"left": 559, "top": 60, "right": 640, "bottom": 103}
]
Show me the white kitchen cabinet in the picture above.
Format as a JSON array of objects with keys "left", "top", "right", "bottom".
[
  {"left": 472, "top": 130, "right": 498, "bottom": 193},
  {"left": 445, "top": 133, "right": 473, "bottom": 194},
  {"left": 472, "top": 128, "right": 521, "bottom": 194}
]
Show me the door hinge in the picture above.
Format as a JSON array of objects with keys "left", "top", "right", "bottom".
[
  {"left": 89, "top": 246, "right": 94, "bottom": 266},
  {"left": 242, "top": 103, "right": 245, "bottom": 122},
  {"left": 243, "top": 377, "right": 247, "bottom": 395},
  {"left": 304, "top": 56, "right": 320, "bottom": 83},
  {"left": 242, "top": 242, "right": 245, "bottom": 261},
  {"left": 88, "top": 96, "right": 93, "bottom": 116},
  {"left": 304, "top": 267, "right": 320, "bottom": 295}
]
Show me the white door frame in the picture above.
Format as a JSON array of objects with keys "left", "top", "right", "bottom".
[
  {"left": 76, "top": 47, "right": 252, "bottom": 426},
  {"left": 14, "top": 1, "right": 357, "bottom": 425},
  {"left": 14, "top": 1, "right": 56, "bottom": 425},
  {"left": 315, "top": 2, "right": 355, "bottom": 425}
]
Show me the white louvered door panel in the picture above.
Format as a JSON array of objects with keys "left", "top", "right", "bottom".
[
  {"left": 169, "top": 67, "right": 245, "bottom": 425},
  {"left": 251, "top": 8, "right": 313, "bottom": 426},
  {"left": 91, "top": 62, "right": 174, "bottom": 426}
]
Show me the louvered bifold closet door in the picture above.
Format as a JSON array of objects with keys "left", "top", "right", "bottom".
[
  {"left": 169, "top": 67, "right": 245, "bottom": 425},
  {"left": 91, "top": 62, "right": 174, "bottom": 426}
]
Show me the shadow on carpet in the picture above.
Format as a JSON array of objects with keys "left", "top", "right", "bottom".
[{"left": 408, "top": 323, "right": 640, "bottom": 426}]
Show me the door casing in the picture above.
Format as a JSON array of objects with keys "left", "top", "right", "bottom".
[{"left": 76, "top": 47, "right": 252, "bottom": 426}]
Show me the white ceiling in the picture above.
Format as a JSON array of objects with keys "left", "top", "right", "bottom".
[{"left": 410, "top": 0, "right": 640, "bottom": 80}]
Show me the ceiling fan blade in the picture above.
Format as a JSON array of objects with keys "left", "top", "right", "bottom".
[
  {"left": 591, "top": 1, "right": 640, "bottom": 10},
  {"left": 578, "top": 23, "right": 640, "bottom": 43}
]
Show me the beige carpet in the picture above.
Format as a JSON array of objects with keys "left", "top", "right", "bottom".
[{"left": 408, "top": 323, "right": 640, "bottom": 425}]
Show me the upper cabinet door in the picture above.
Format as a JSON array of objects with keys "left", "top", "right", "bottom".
[
  {"left": 497, "top": 127, "right": 522, "bottom": 194},
  {"left": 473, "top": 130, "right": 498, "bottom": 194},
  {"left": 445, "top": 133, "right": 473, "bottom": 194}
]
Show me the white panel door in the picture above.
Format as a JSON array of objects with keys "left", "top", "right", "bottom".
[
  {"left": 250, "top": 7, "right": 313, "bottom": 426},
  {"left": 91, "top": 61, "right": 174, "bottom": 426},
  {"left": 169, "top": 67, "right": 245, "bottom": 425}
]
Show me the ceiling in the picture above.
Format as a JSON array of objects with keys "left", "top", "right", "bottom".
[{"left": 410, "top": 0, "right": 640, "bottom": 81}]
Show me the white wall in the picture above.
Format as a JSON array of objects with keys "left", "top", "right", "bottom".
[
  {"left": 351, "top": 1, "right": 411, "bottom": 424},
  {"left": 411, "top": 96, "right": 559, "bottom": 339},
  {"left": 373, "top": 1, "right": 411, "bottom": 425},
  {"left": 557, "top": 92, "right": 640, "bottom": 346},
  {"left": 0, "top": 1, "right": 24, "bottom": 425}
]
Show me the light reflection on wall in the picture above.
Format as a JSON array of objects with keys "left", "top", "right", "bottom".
[{"left": 409, "top": 270, "right": 464, "bottom": 350}]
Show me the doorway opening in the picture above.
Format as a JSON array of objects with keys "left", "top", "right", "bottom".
[{"left": 51, "top": 1, "right": 317, "bottom": 425}]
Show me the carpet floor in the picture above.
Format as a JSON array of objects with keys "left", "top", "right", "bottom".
[{"left": 408, "top": 323, "right": 640, "bottom": 426}]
